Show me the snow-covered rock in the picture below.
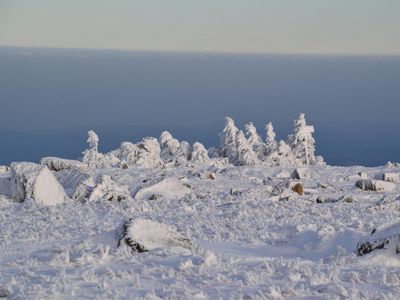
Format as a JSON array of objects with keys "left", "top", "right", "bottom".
[
  {"left": 133, "top": 177, "right": 191, "bottom": 201},
  {"left": 357, "top": 221, "right": 400, "bottom": 256},
  {"left": 355, "top": 179, "right": 396, "bottom": 192},
  {"left": 40, "top": 157, "right": 86, "bottom": 172},
  {"left": 118, "top": 218, "right": 192, "bottom": 253},
  {"left": 382, "top": 173, "right": 400, "bottom": 183},
  {"left": 10, "top": 162, "right": 69, "bottom": 205}
]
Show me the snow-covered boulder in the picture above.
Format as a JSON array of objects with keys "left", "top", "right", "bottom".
[
  {"left": 382, "top": 173, "right": 400, "bottom": 183},
  {"left": 355, "top": 179, "right": 396, "bottom": 192},
  {"left": 40, "top": 156, "right": 86, "bottom": 172},
  {"left": 10, "top": 162, "right": 69, "bottom": 205},
  {"left": 118, "top": 218, "right": 192, "bottom": 253},
  {"left": 357, "top": 222, "right": 400, "bottom": 256},
  {"left": 133, "top": 178, "right": 191, "bottom": 201}
]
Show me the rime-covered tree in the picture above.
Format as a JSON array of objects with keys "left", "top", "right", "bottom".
[
  {"left": 87, "top": 130, "right": 99, "bottom": 152},
  {"left": 268, "top": 140, "right": 295, "bottom": 166},
  {"left": 235, "top": 130, "right": 259, "bottom": 166},
  {"left": 82, "top": 130, "right": 120, "bottom": 168},
  {"left": 191, "top": 142, "right": 210, "bottom": 163},
  {"left": 119, "top": 142, "right": 140, "bottom": 166},
  {"left": 244, "top": 122, "right": 264, "bottom": 159},
  {"left": 245, "top": 122, "right": 262, "bottom": 146},
  {"left": 265, "top": 122, "right": 278, "bottom": 155},
  {"left": 175, "top": 141, "right": 192, "bottom": 165},
  {"left": 219, "top": 117, "right": 239, "bottom": 163},
  {"left": 135, "top": 137, "right": 163, "bottom": 168},
  {"left": 159, "top": 131, "right": 180, "bottom": 161},
  {"left": 288, "top": 113, "right": 316, "bottom": 165}
]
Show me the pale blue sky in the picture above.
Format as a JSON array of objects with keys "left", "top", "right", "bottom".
[{"left": 0, "top": 0, "right": 399, "bottom": 54}]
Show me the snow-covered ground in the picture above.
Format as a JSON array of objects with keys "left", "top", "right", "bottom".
[{"left": 1, "top": 162, "right": 400, "bottom": 299}]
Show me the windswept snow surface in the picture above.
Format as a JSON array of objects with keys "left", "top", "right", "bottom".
[{"left": 1, "top": 164, "right": 400, "bottom": 298}]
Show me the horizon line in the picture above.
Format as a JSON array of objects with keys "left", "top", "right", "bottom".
[{"left": 1, "top": 44, "right": 400, "bottom": 58}]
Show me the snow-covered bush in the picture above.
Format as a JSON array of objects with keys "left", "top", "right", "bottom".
[
  {"left": 235, "top": 131, "right": 259, "bottom": 166},
  {"left": 288, "top": 113, "right": 317, "bottom": 165},
  {"left": 87, "top": 175, "right": 132, "bottom": 202},
  {"left": 267, "top": 140, "right": 295, "bottom": 166},
  {"left": 191, "top": 142, "right": 210, "bottom": 164},
  {"left": 219, "top": 117, "right": 239, "bottom": 163}
]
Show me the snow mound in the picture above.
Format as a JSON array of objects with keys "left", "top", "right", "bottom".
[
  {"left": 118, "top": 218, "right": 192, "bottom": 253},
  {"left": 40, "top": 156, "right": 86, "bottom": 171},
  {"left": 10, "top": 162, "right": 69, "bottom": 205},
  {"left": 134, "top": 177, "right": 191, "bottom": 201}
]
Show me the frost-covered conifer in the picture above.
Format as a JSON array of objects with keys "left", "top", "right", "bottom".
[
  {"left": 87, "top": 130, "right": 99, "bottom": 152},
  {"left": 288, "top": 113, "right": 317, "bottom": 165},
  {"left": 235, "top": 130, "right": 259, "bottom": 166},
  {"left": 191, "top": 142, "right": 210, "bottom": 163},
  {"left": 244, "top": 122, "right": 264, "bottom": 159},
  {"left": 265, "top": 122, "right": 278, "bottom": 155},
  {"left": 159, "top": 131, "right": 180, "bottom": 161},
  {"left": 219, "top": 117, "right": 239, "bottom": 163},
  {"left": 244, "top": 122, "right": 262, "bottom": 146}
]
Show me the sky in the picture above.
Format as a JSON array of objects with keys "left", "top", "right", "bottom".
[{"left": 0, "top": 0, "right": 400, "bottom": 55}]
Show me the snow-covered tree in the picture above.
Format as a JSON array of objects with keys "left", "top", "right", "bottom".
[
  {"left": 207, "top": 147, "right": 220, "bottom": 158},
  {"left": 288, "top": 113, "right": 317, "bottom": 165},
  {"left": 235, "top": 130, "right": 259, "bottom": 166},
  {"left": 159, "top": 131, "right": 180, "bottom": 161},
  {"left": 265, "top": 122, "right": 278, "bottom": 155},
  {"left": 268, "top": 140, "right": 295, "bottom": 166},
  {"left": 244, "top": 122, "right": 264, "bottom": 159},
  {"left": 135, "top": 137, "right": 163, "bottom": 168},
  {"left": 82, "top": 130, "right": 120, "bottom": 168},
  {"left": 87, "top": 130, "right": 99, "bottom": 152},
  {"left": 191, "top": 142, "right": 210, "bottom": 163},
  {"left": 219, "top": 117, "right": 239, "bottom": 163},
  {"left": 119, "top": 142, "right": 140, "bottom": 167},
  {"left": 175, "top": 141, "right": 192, "bottom": 166},
  {"left": 245, "top": 122, "right": 262, "bottom": 146}
]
